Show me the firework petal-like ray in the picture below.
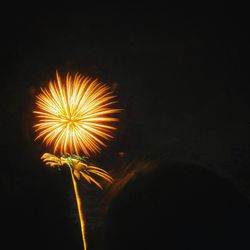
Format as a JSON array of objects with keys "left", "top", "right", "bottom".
[
  {"left": 80, "top": 172, "right": 103, "bottom": 189},
  {"left": 40, "top": 153, "right": 113, "bottom": 190}
]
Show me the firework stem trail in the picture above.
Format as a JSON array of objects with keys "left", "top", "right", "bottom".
[{"left": 70, "top": 168, "right": 87, "bottom": 250}]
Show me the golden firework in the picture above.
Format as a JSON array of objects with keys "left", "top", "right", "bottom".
[
  {"left": 34, "top": 72, "right": 120, "bottom": 156},
  {"left": 33, "top": 72, "right": 120, "bottom": 250}
]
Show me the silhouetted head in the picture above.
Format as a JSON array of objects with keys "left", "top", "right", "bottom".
[{"left": 103, "top": 161, "right": 250, "bottom": 250}]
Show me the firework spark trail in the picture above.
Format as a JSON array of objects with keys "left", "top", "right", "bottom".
[
  {"left": 41, "top": 153, "right": 113, "bottom": 249},
  {"left": 70, "top": 168, "right": 87, "bottom": 250},
  {"left": 34, "top": 72, "right": 120, "bottom": 250}
]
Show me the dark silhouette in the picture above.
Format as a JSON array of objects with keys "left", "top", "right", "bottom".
[{"left": 103, "top": 162, "right": 250, "bottom": 250}]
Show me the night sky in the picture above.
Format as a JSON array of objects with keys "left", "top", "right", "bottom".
[{"left": 1, "top": 5, "right": 250, "bottom": 250}]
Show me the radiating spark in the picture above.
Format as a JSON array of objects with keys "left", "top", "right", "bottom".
[
  {"left": 34, "top": 72, "right": 120, "bottom": 156},
  {"left": 41, "top": 153, "right": 113, "bottom": 189}
]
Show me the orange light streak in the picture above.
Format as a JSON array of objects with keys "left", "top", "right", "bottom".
[{"left": 70, "top": 168, "right": 87, "bottom": 250}]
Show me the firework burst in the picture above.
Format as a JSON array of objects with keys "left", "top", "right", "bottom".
[
  {"left": 33, "top": 72, "right": 120, "bottom": 250},
  {"left": 34, "top": 71, "right": 120, "bottom": 156}
]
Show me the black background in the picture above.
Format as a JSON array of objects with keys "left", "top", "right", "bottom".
[{"left": 1, "top": 5, "right": 250, "bottom": 250}]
